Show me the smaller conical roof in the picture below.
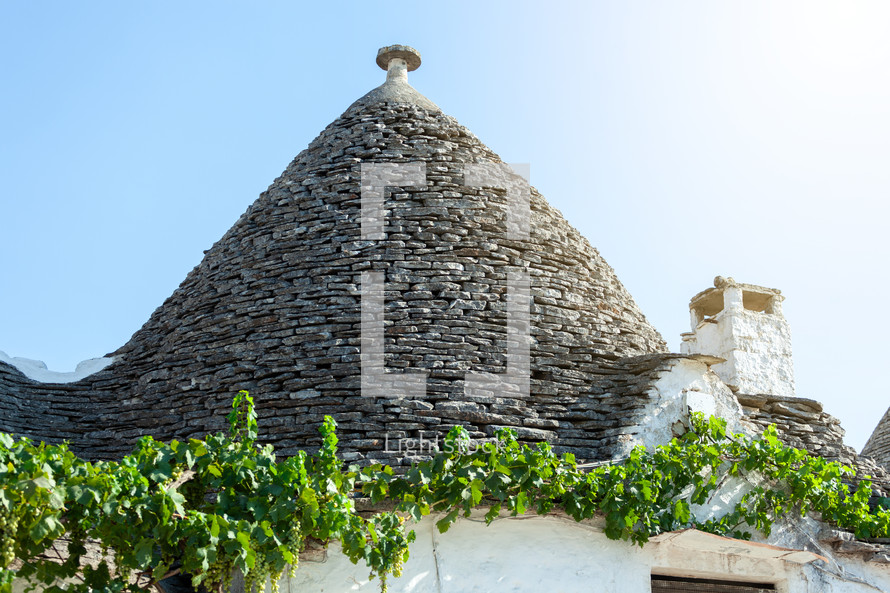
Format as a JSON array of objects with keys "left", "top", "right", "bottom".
[{"left": 863, "top": 407, "right": 890, "bottom": 469}]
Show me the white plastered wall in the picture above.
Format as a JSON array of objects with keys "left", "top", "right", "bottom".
[
  {"left": 279, "top": 513, "right": 890, "bottom": 593},
  {"left": 620, "top": 357, "right": 748, "bottom": 456}
]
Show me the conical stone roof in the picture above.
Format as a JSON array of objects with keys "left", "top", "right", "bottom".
[{"left": 0, "top": 46, "right": 666, "bottom": 463}]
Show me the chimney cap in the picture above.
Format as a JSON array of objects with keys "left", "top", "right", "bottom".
[{"left": 376, "top": 45, "right": 422, "bottom": 72}]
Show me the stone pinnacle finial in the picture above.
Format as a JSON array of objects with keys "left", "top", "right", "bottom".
[{"left": 376, "top": 45, "right": 421, "bottom": 84}]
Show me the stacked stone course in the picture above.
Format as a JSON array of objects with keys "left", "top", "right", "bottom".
[{"left": 737, "top": 393, "right": 855, "bottom": 465}]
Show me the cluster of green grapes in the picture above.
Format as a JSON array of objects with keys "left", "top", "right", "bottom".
[
  {"left": 283, "top": 522, "right": 302, "bottom": 579},
  {"left": 201, "top": 559, "right": 233, "bottom": 593},
  {"left": 391, "top": 552, "right": 405, "bottom": 578},
  {"left": 243, "top": 522, "right": 303, "bottom": 593},
  {"left": 376, "top": 516, "right": 409, "bottom": 593},
  {"left": 243, "top": 548, "right": 274, "bottom": 593},
  {"left": 377, "top": 550, "right": 406, "bottom": 593},
  {"left": 0, "top": 506, "right": 19, "bottom": 568}
]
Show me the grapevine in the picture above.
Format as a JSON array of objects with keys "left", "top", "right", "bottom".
[{"left": 0, "top": 393, "right": 889, "bottom": 593}]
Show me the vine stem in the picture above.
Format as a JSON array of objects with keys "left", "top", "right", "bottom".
[
  {"left": 145, "top": 566, "right": 181, "bottom": 592},
  {"left": 166, "top": 470, "right": 196, "bottom": 492}
]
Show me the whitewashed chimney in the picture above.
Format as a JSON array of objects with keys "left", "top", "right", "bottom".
[{"left": 681, "top": 276, "right": 795, "bottom": 396}]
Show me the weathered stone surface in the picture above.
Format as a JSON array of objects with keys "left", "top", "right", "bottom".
[{"left": 738, "top": 392, "right": 855, "bottom": 464}]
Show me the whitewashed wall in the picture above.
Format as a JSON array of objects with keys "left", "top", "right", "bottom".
[
  {"left": 280, "top": 513, "right": 890, "bottom": 593},
  {"left": 627, "top": 357, "right": 747, "bottom": 455},
  {"left": 13, "top": 513, "right": 890, "bottom": 593}
]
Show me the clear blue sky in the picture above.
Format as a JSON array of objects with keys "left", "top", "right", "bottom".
[{"left": 2, "top": 1, "right": 888, "bottom": 451}]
